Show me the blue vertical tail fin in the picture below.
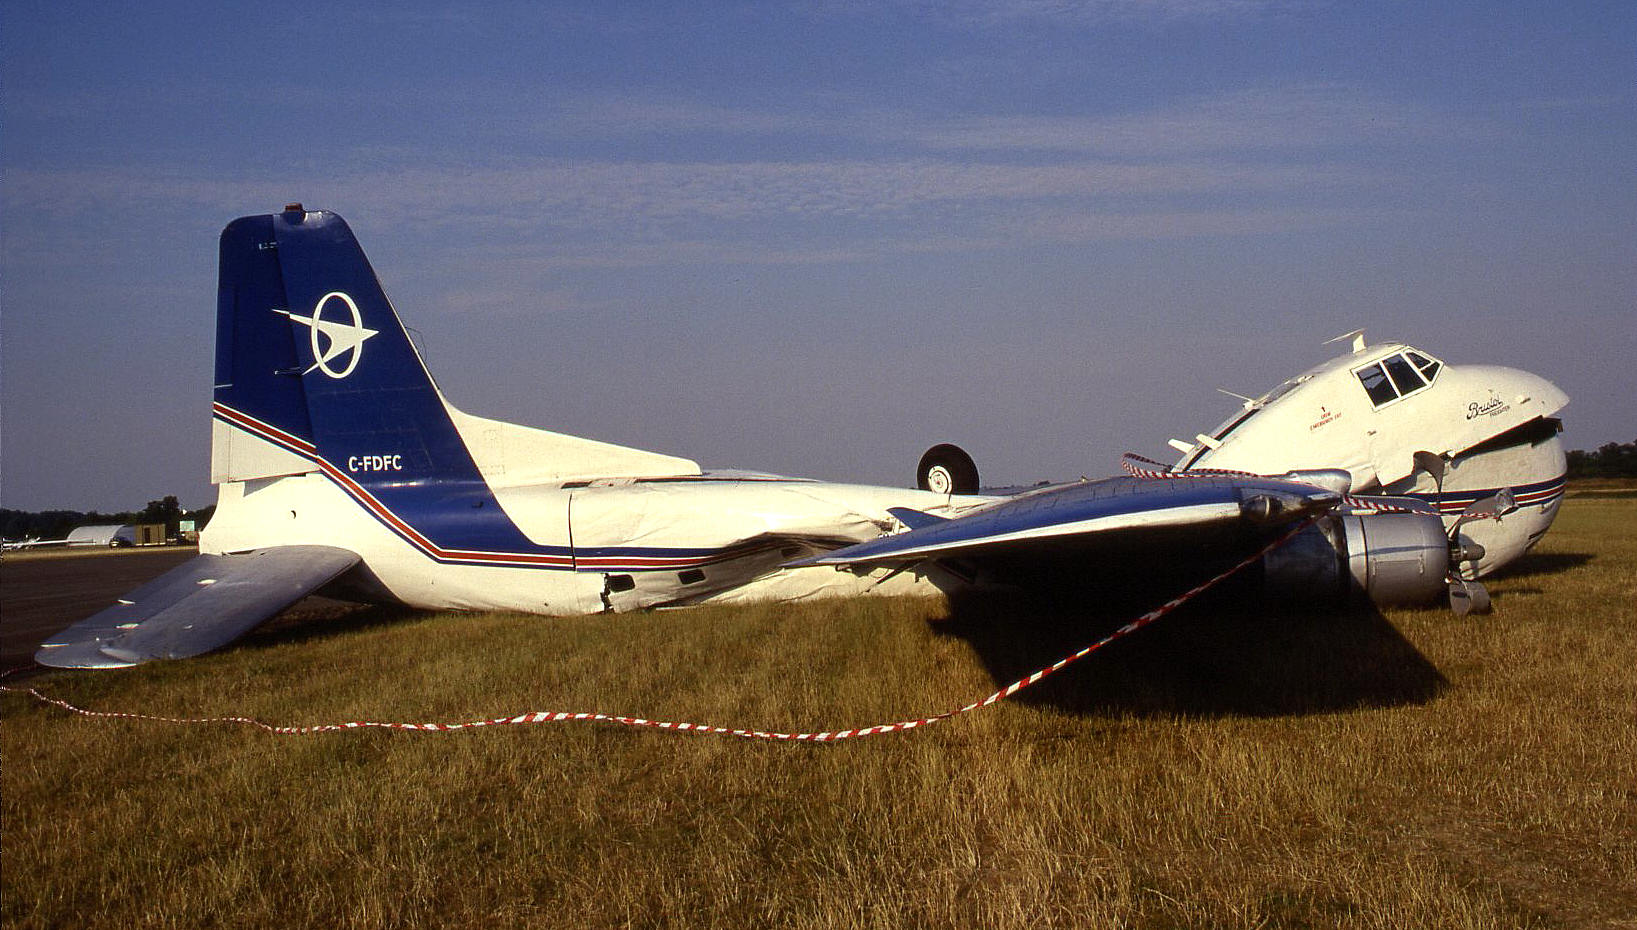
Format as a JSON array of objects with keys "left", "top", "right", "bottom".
[
  {"left": 211, "top": 205, "right": 700, "bottom": 492},
  {"left": 212, "top": 206, "right": 480, "bottom": 486}
]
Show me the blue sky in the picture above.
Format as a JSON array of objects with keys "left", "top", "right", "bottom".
[{"left": 3, "top": 1, "right": 1633, "bottom": 512}]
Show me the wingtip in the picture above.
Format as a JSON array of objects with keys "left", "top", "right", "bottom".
[{"left": 34, "top": 644, "right": 140, "bottom": 670}]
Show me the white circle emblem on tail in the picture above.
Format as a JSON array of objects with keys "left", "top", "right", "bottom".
[{"left": 276, "top": 292, "right": 380, "bottom": 379}]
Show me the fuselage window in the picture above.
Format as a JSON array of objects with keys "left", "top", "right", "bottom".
[
  {"left": 1357, "top": 364, "right": 1398, "bottom": 406},
  {"left": 1209, "top": 407, "right": 1259, "bottom": 443}
]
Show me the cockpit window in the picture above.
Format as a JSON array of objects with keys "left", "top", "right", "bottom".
[
  {"left": 1355, "top": 351, "right": 1437, "bottom": 409},
  {"left": 1383, "top": 355, "right": 1425, "bottom": 395},
  {"left": 1407, "top": 351, "right": 1441, "bottom": 382},
  {"left": 1357, "top": 364, "right": 1398, "bottom": 406}
]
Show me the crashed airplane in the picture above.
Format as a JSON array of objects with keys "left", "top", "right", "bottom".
[{"left": 36, "top": 206, "right": 1569, "bottom": 668}]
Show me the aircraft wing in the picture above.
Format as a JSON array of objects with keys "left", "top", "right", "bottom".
[
  {"left": 35, "top": 546, "right": 360, "bottom": 669},
  {"left": 790, "top": 475, "right": 1341, "bottom": 572}
]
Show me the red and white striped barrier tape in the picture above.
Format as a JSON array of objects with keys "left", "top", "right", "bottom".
[
  {"left": 0, "top": 522, "right": 1310, "bottom": 741},
  {"left": 1119, "top": 453, "right": 1431, "bottom": 515},
  {"left": 1120, "top": 451, "right": 1249, "bottom": 480}
]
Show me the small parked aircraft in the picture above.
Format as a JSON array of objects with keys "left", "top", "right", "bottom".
[
  {"left": 35, "top": 207, "right": 1568, "bottom": 668},
  {"left": 2, "top": 537, "right": 69, "bottom": 552}
]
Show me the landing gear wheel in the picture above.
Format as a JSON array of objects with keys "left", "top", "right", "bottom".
[{"left": 916, "top": 443, "right": 979, "bottom": 495}]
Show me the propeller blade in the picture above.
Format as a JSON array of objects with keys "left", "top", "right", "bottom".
[{"left": 1447, "top": 577, "right": 1492, "bottom": 616}]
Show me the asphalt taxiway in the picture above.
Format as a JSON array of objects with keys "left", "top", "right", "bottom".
[{"left": 0, "top": 548, "right": 197, "bottom": 668}]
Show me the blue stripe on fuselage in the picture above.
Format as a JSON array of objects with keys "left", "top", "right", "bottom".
[
  {"left": 1401, "top": 474, "right": 1566, "bottom": 514},
  {"left": 214, "top": 403, "right": 794, "bottom": 573}
]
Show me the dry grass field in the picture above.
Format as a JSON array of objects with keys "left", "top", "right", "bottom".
[{"left": 3, "top": 497, "right": 1634, "bottom": 929}]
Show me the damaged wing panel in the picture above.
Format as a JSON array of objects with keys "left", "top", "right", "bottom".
[{"left": 792, "top": 475, "right": 1339, "bottom": 569}]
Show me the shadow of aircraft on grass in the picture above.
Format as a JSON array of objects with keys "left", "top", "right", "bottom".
[
  {"left": 232, "top": 600, "right": 422, "bottom": 653},
  {"left": 1485, "top": 549, "right": 1594, "bottom": 581},
  {"left": 933, "top": 586, "right": 1449, "bottom": 719},
  {"left": 1471, "top": 549, "right": 1595, "bottom": 603}
]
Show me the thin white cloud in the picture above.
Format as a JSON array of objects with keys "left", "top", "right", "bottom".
[
  {"left": 1008, "top": 205, "right": 1418, "bottom": 240},
  {"left": 513, "top": 83, "right": 1479, "bottom": 160},
  {"left": 904, "top": 85, "right": 1471, "bottom": 154},
  {"left": 5, "top": 156, "right": 1372, "bottom": 232},
  {"left": 807, "top": 0, "right": 1306, "bottom": 26},
  {"left": 440, "top": 158, "right": 1363, "bottom": 219},
  {"left": 1509, "top": 93, "right": 1632, "bottom": 112},
  {"left": 1, "top": 82, "right": 1453, "bottom": 273}
]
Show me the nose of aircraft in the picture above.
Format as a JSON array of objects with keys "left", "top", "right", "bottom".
[
  {"left": 1457, "top": 365, "right": 1570, "bottom": 419},
  {"left": 1518, "top": 368, "right": 1570, "bottom": 413}
]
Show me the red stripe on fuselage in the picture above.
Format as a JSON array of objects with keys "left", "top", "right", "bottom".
[{"left": 210, "top": 405, "right": 776, "bottom": 572}]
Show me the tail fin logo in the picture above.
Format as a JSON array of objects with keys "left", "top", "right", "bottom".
[{"left": 276, "top": 292, "right": 379, "bottom": 380}]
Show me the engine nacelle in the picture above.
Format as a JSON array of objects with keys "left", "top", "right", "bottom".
[{"left": 1263, "top": 511, "right": 1450, "bottom": 607}]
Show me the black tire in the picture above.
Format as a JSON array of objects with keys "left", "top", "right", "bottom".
[{"left": 916, "top": 443, "right": 980, "bottom": 495}]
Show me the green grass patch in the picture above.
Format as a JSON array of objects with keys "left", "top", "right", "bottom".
[{"left": 5, "top": 500, "right": 1635, "bottom": 928}]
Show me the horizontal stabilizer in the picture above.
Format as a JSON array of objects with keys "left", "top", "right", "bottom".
[
  {"left": 887, "top": 507, "right": 949, "bottom": 530},
  {"left": 36, "top": 546, "right": 360, "bottom": 668}
]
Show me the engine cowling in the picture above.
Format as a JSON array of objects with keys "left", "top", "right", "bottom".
[{"left": 1262, "top": 511, "right": 1450, "bottom": 607}]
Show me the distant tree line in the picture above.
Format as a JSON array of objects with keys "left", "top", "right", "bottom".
[
  {"left": 1566, "top": 440, "right": 1637, "bottom": 479},
  {"left": 0, "top": 496, "right": 214, "bottom": 542}
]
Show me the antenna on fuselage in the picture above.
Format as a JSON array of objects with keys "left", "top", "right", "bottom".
[{"left": 1324, "top": 329, "right": 1367, "bottom": 354}]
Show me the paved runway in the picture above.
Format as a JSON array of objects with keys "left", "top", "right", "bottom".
[{"left": 0, "top": 548, "right": 198, "bottom": 668}]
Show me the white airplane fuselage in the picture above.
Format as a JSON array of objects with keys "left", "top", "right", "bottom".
[
  {"left": 1170, "top": 339, "right": 1568, "bottom": 577},
  {"left": 202, "top": 464, "right": 976, "bottom": 615}
]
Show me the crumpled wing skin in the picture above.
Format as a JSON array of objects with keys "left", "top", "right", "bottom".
[{"left": 35, "top": 546, "right": 360, "bottom": 668}]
